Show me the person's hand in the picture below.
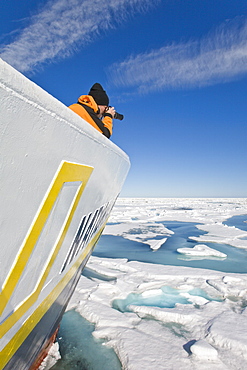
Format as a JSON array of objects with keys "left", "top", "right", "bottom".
[{"left": 106, "top": 106, "right": 116, "bottom": 118}]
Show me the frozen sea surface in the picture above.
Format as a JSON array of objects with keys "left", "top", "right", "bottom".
[
  {"left": 93, "top": 223, "right": 247, "bottom": 273},
  {"left": 45, "top": 198, "right": 247, "bottom": 370}
]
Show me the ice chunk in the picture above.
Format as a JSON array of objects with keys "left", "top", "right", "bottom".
[
  {"left": 207, "top": 309, "right": 247, "bottom": 361},
  {"left": 222, "top": 276, "right": 242, "bottom": 284},
  {"left": 177, "top": 244, "right": 227, "bottom": 258},
  {"left": 141, "top": 289, "right": 163, "bottom": 298},
  {"left": 180, "top": 292, "right": 209, "bottom": 305},
  {"left": 190, "top": 339, "right": 218, "bottom": 360},
  {"left": 145, "top": 237, "right": 168, "bottom": 250},
  {"left": 38, "top": 342, "right": 61, "bottom": 370}
]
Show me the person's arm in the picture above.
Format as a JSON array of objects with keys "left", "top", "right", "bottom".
[
  {"left": 72, "top": 102, "right": 113, "bottom": 138},
  {"left": 101, "top": 106, "right": 115, "bottom": 137},
  {"left": 102, "top": 115, "right": 113, "bottom": 137},
  {"left": 93, "top": 112, "right": 112, "bottom": 138}
]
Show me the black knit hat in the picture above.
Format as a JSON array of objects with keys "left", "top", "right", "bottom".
[{"left": 88, "top": 83, "right": 109, "bottom": 106}]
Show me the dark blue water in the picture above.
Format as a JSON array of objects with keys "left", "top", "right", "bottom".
[
  {"left": 223, "top": 214, "right": 247, "bottom": 232},
  {"left": 93, "top": 219, "right": 247, "bottom": 273}
]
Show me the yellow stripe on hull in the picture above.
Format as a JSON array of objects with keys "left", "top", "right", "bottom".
[
  {"left": 0, "top": 223, "right": 104, "bottom": 369},
  {"left": 0, "top": 161, "right": 93, "bottom": 336}
]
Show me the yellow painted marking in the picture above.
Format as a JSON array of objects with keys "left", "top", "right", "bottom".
[
  {"left": 0, "top": 161, "right": 93, "bottom": 334},
  {"left": 0, "top": 224, "right": 105, "bottom": 369}
]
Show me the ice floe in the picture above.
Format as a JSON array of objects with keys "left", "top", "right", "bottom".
[
  {"left": 104, "top": 221, "right": 173, "bottom": 250},
  {"left": 189, "top": 223, "right": 247, "bottom": 249},
  {"left": 190, "top": 339, "right": 218, "bottom": 360},
  {"left": 177, "top": 244, "right": 227, "bottom": 258}
]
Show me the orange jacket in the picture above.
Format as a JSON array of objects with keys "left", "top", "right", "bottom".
[{"left": 69, "top": 95, "right": 113, "bottom": 138}]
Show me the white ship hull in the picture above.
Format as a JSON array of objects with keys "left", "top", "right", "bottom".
[{"left": 0, "top": 59, "right": 130, "bottom": 369}]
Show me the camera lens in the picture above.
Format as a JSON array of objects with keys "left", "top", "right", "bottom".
[{"left": 114, "top": 112, "right": 124, "bottom": 120}]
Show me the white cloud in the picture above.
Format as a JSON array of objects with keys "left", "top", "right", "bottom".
[
  {"left": 0, "top": 0, "right": 159, "bottom": 73},
  {"left": 109, "top": 17, "right": 247, "bottom": 92}
]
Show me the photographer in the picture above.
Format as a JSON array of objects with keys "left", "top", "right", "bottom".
[{"left": 69, "top": 83, "right": 116, "bottom": 139}]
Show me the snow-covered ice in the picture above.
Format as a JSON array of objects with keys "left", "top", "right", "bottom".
[
  {"left": 189, "top": 222, "right": 247, "bottom": 249},
  {"left": 177, "top": 244, "right": 227, "bottom": 258},
  {"left": 44, "top": 198, "right": 247, "bottom": 370},
  {"left": 105, "top": 221, "right": 173, "bottom": 251},
  {"left": 190, "top": 339, "right": 218, "bottom": 360},
  {"left": 104, "top": 198, "right": 247, "bottom": 251},
  {"left": 67, "top": 257, "right": 247, "bottom": 370}
]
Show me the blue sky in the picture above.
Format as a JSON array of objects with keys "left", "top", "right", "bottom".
[{"left": 1, "top": 0, "right": 247, "bottom": 197}]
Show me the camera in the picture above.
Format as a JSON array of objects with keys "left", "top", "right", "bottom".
[
  {"left": 114, "top": 111, "right": 124, "bottom": 121},
  {"left": 105, "top": 106, "right": 124, "bottom": 121}
]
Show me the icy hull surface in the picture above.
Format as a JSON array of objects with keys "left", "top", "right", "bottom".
[{"left": 45, "top": 198, "right": 247, "bottom": 370}]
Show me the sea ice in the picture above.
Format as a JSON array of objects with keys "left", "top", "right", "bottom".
[
  {"left": 104, "top": 221, "right": 173, "bottom": 250},
  {"left": 39, "top": 342, "right": 61, "bottom": 370},
  {"left": 189, "top": 223, "right": 247, "bottom": 249},
  {"left": 145, "top": 237, "right": 168, "bottom": 250},
  {"left": 207, "top": 309, "right": 247, "bottom": 359},
  {"left": 64, "top": 256, "right": 247, "bottom": 369},
  {"left": 43, "top": 198, "right": 247, "bottom": 370},
  {"left": 141, "top": 289, "right": 163, "bottom": 297},
  {"left": 105, "top": 198, "right": 247, "bottom": 252},
  {"left": 190, "top": 339, "right": 218, "bottom": 360},
  {"left": 177, "top": 244, "right": 227, "bottom": 258}
]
